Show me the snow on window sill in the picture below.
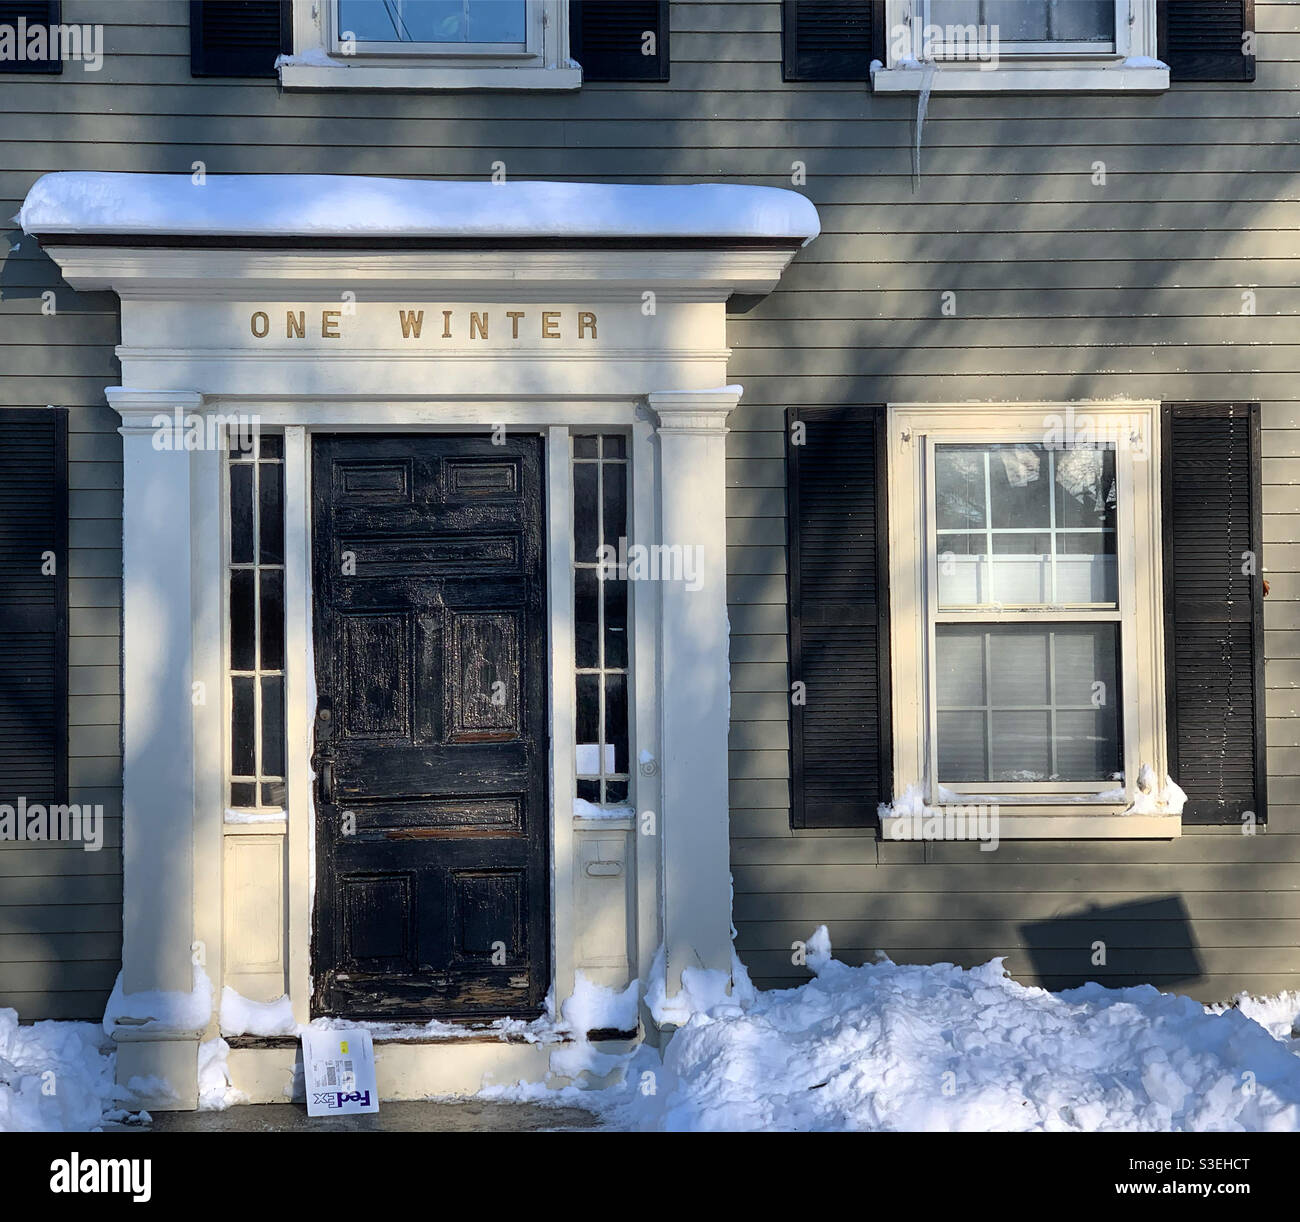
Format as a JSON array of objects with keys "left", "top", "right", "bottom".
[
  {"left": 871, "top": 61, "right": 1168, "bottom": 94},
  {"left": 276, "top": 51, "right": 581, "bottom": 92}
]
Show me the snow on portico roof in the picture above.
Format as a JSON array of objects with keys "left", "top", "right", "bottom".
[{"left": 19, "top": 172, "right": 821, "bottom": 245}]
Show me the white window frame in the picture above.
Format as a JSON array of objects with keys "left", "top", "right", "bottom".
[
  {"left": 873, "top": 0, "right": 1169, "bottom": 93},
  {"left": 280, "top": 0, "right": 580, "bottom": 91},
  {"left": 886, "top": 403, "right": 1178, "bottom": 838}
]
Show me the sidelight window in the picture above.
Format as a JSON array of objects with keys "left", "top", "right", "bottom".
[
  {"left": 227, "top": 432, "right": 287, "bottom": 811},
  {"left": 572, "top": 433, "right": 630, "bottom": 806}
]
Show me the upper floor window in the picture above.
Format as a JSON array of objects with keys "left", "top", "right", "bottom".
[
  {"left": 873, "top": 0, "right": 1168, "bottom": 93},
  {"left": 336, "top": 0, "right": 536, "bottom": 55},
  {"left": 281, "top": 0, "right": 580, "bottom": 89}
]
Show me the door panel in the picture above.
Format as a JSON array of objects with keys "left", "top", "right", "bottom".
[{"left": 310, "top": 434, "right": 548, "bottom": 1020}]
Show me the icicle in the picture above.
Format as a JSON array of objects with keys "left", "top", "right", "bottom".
[{"left": 912, "top": 61, "right": 936, "bottom": 189}]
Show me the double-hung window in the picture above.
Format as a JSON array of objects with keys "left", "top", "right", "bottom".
[
  {"left": 281, "top": 0, "right": 579, "bottom": 89},
  {"left": 874, "top": 0, "right": 1168, "bottom": 92},
  {"left": 887, "top": 404, "right": 1171, "bottom": 831}
]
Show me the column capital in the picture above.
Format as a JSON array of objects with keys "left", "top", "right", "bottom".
[
  {"left": 647, "top": 386, "right": 742, "bottom": 436},
  {"left": 107, "top": 387, "right": 205, "bottom": 435}
]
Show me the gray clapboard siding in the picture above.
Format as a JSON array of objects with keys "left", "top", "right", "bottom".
[{"left": 1, "top": 0, "right": 1296, "bottom": 1015}]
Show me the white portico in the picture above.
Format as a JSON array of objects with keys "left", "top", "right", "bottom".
[{"left": 22, "top": 172, "right": 818, "bottom": 1106}]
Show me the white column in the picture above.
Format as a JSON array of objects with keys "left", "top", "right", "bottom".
[
  {"left": 546, "top": 426, "right": 577, "bottom": 1016},
  {"left": 107, "top": 390, "right": 205, "bottom": 1109},
  {"left": 647, "top": 387, "right": 742, "bottom": 1004}
]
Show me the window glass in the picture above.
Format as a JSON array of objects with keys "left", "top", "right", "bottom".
[
  {"left": 936, "top": 624, "right": 1121, "bottom": 782},
  {"left": 935, "top": 443, "right": 1116, "bottom": 608},
  {"left": 339, "top": 0, "right": 527, "bottom": 45},
  {"left": 929, "top": 0, "right": 1114, "bottom": 42}
]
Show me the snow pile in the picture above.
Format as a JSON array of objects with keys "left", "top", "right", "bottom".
[
  {"left": 562, "top": 973, "right": 639, "bottom": 1037},
  {"left": 600, "top": 930, "right": 1300, "bottom": 1132},
  {"left": 644, "top": 946, "right": 756, "bottom": 1028},
  {"left": 19, "top": 173, "right": 821, "bottom": 244},
  {"left": 102, "top": 963, "right": 212, "bottom": 1036},
  {"left": 197, "top": 1037, "right": 246, "bottom": 1111},
  {"left": 218, "top": 988, "right": 297, "bottom": 1038},
  {"left": 0, "top": 1009, "right": 122, "bottom": 1131},
  {"left": 1215, "top": 992, "right": 1300, "bottom": 1047}
]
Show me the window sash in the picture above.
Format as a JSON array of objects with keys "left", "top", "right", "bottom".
[
  {"left": 915, "top": 0, "right": 1130, "bottom": 59},
  {"left": 332, "top": 0, "right": 542, "bottom": 57}
]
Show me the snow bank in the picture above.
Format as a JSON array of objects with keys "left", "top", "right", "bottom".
[
  {"left": 0, "top": 1009, "right": 123, "bottom": 1131},
  {"left": 20, "top": 173, "right": 821, "bottom": 244},
  {"left": 598, "top": 930, "right": 1300, "bottom": 1132}
]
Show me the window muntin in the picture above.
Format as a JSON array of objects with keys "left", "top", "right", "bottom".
[
  {"left": 927, "top": 0, "right": 1118, "bottom": 56},
  {"left": 572, "top": 433, "right": 630, "bottom": 806},
  {"left": 228, "top": 433, "right": 287, "bottom": 810},
  {"left": 336, "top": 0, "right": 533, "bottom": 54},
  {"left": 929, "top": 440, "right": 1123, "bottom": 792}
]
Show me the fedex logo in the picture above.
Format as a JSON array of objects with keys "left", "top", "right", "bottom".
[{"left": 311, "top": 1090, "right": 372, "bottom": 1110}]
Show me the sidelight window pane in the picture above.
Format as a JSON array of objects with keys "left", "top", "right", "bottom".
[
  {"left": 230, "top": 463, "right": 254, "bottom": 565},
  {"left": 259, "top": 462, "right": 284, "bottom": 565},
  {"left": 572, "top": 432, "right": 631, "bottom": 806},
  {"left": 936, "top": 623, "right": 1121, "bottom": 783},
  {"left": 230, "top": 569, "right": 256, "bottom": 672}
]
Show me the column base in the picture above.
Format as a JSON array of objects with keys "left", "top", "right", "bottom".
[{"left": 112, "top": 1028, "right": 202, "bottom": 1111}]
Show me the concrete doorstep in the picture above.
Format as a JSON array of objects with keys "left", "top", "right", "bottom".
[{"left": 147, "top": 1099, "right": 603, "bottom": 1133}]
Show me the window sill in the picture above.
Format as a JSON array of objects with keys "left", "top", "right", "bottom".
[
  {"left": 277, "top": 56, "right": 582, "bottom": 92},
  {"left": 870, "top": 63, "right": 1169, "bottom": 94},
  {"left": 881, "top": 810, "right": 1182, "bottom": 840}
]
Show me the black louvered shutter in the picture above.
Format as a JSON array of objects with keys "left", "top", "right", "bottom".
[
  {"left": 783, "top": 1, "right": 883, "bottom": 82},
  {"left": 1158, "top": 0, "right": 1255, "bottom": 82},
  {"left": 1162, "top": 403, "right": 1265, "bottom": 825},
  {"left": 191, "top": 0, "right": 288, "bottom": 78},
  {"left": 0, "top": 1, "right": 62, "bottom": 75},
  {"left": 571, "top": 0, "right": 668, "bottom": 82},
  {"left": 788, "top": 405, "right": 891, "bottom": 828},
  {"left": 0, "top": 410, "right": 68, "bottom": 808}
]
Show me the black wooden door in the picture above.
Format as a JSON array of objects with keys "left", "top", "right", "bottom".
[{"left": 310, "top": 434, "right": 549, "bottom": 1020}]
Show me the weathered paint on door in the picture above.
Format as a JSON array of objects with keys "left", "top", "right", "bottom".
[{"left": 309, "top": 434, "right": 549, "bottom": 1020}]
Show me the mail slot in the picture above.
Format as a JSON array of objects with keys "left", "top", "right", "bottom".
[{"left": 585, "top": 861, "right": 622, "bottom": 878}]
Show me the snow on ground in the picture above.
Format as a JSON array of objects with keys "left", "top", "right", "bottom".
[
  {"left": 9, "top": 930, "right": 1300, "bottom": 1131},
  {"left": 583, "top": 931, "right": 1300, "bottom": 1132},
  {"left": 0, "top": 1008, "right": 131, "bottom": 1131}
]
